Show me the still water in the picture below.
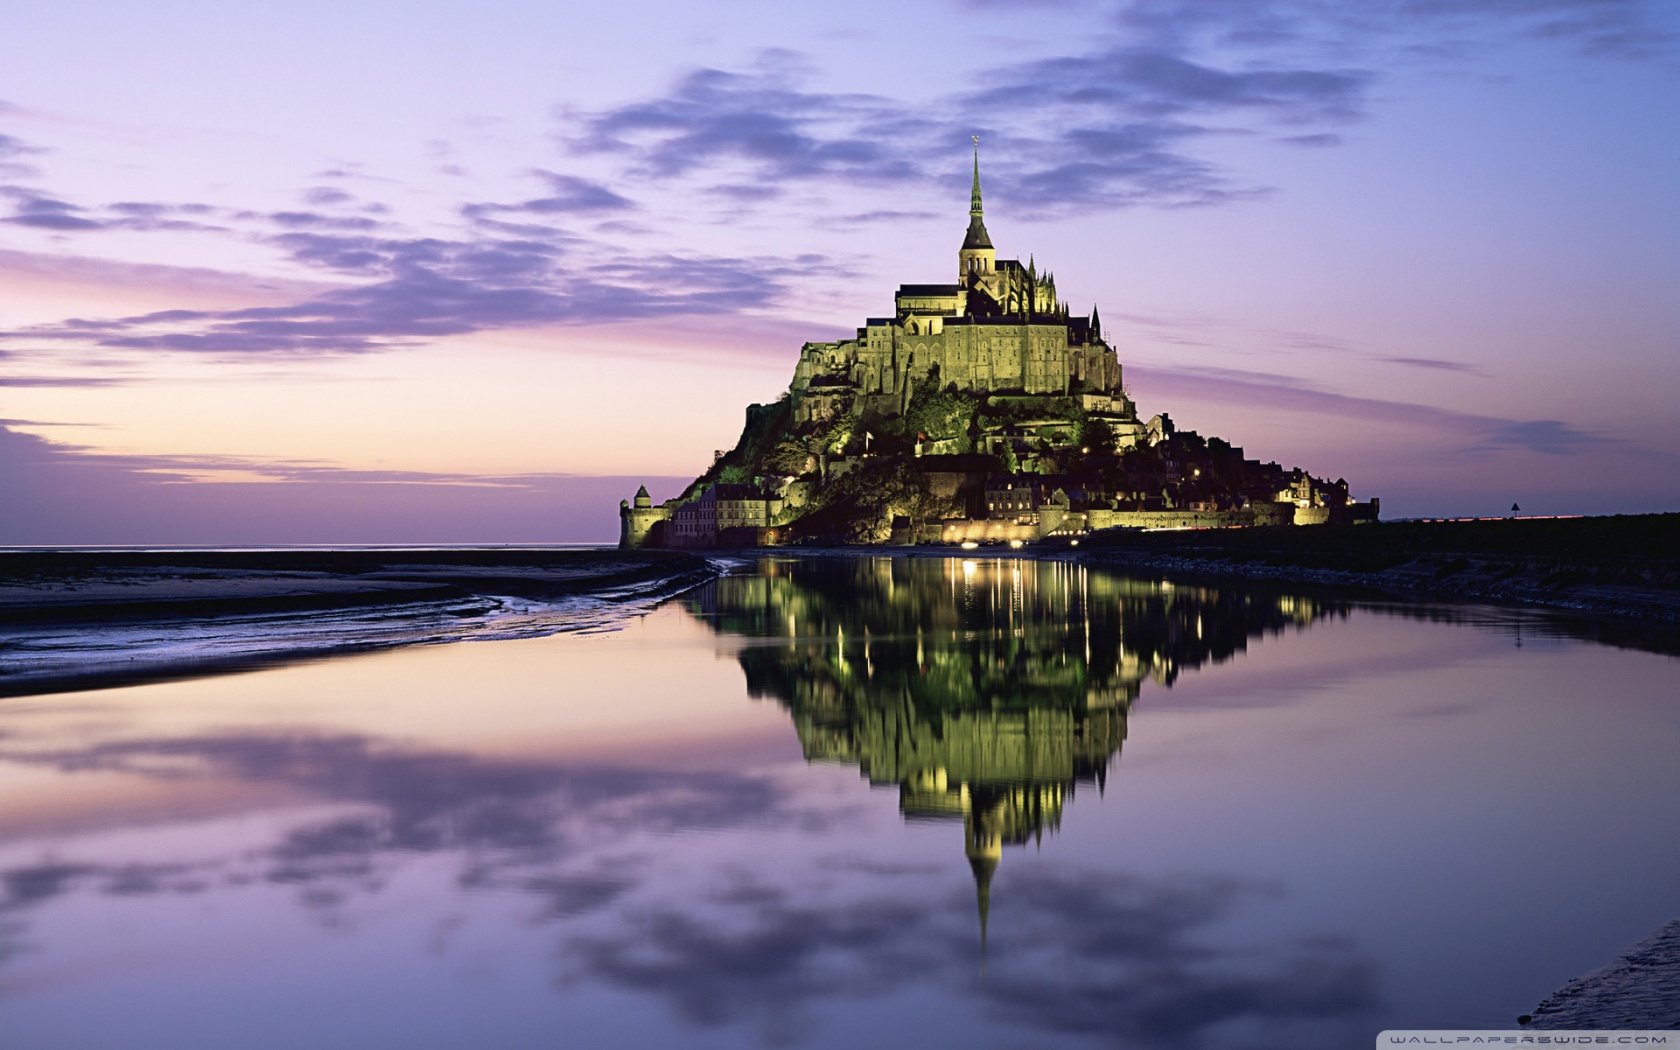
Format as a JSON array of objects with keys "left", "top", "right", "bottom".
[{"left": 0, "top": 557, "right": 1676, "bottom": 1049}]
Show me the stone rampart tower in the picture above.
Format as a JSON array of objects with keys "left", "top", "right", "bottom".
[{"left": 619, "top": 485, "right": 670, "bottom": 548}]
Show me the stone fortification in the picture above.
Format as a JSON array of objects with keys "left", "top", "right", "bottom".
[
  {"left": 789, "top": 147, "right": 1136, "bottom": 437},
  {"left": 621, "top": 145, "right": 1377, "bottom": 549}
]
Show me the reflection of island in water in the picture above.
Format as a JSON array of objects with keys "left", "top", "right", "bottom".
[{"left": 688, "top": 556, "right": 1338, "bottom": 937}]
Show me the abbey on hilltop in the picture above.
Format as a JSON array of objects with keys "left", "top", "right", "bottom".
[
  {"left": 622, "top": 145, "right": 1377, "bottom": 549},
  {"left": 789, "top": 147, "right": 1133, "bottom": 426}
]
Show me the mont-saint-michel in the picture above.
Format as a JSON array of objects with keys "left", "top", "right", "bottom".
[
  {"left": 621, "top": 149, "right": 1378, "bottom": 550},
  {"left": 9, "top": 2, "right": 1680, "bottom": 1041}
]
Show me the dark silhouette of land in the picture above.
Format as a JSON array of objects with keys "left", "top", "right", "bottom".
[
  {"left": 0, "top": 548, "right": 714, "bottom": 625},
  {"left": 1072, "top": 512, "right": 1680, "bottom": 625},
  {"left": 0, "top": 548, "right": 718, "bottom": 696}
]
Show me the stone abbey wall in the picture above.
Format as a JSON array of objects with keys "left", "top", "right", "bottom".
[
  {"left": 788, "top": 161, "right": 1124, "bottom": 416},
  {"left": 793, "top": 317, "right": 1122, "bottom": 412}
]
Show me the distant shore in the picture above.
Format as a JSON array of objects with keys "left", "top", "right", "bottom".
[
  {"left": 0, "top": 548, "right": 720, "bottom": 696},
  {"left": 6, "top": 515, "right": 1677, "bottom": 693},
  {"left": 1061, "top": 513, "right": 1680, "bottom": 626},
  {"left": 768, "top": 513, "right": 1680, "bottom": 631}
]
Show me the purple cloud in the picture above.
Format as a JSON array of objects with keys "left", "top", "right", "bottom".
[
  {"left": 568, "top": 63, "right": 921, "bottom": 187},
  {"left": 1, "top": 186, "right": 104, "bottom": 230},
  {"left": 516, "top": 172, "right": 637, "bottom": 214},
  {"left": 1111, "top": 0, "right": 1676, "bottom": 61},
  {"left": 301, "top": 186, "right": 354, "bottom": 206},
  {"left": 563, "top": 38, "right": 1366, "bottom": 213},
  {"left": 1130, "top": 363, "right": 1622, "bottom": 457},
  {"left": 0, "top": 132, "right": 45, "bottom": 178},
  {"left": 1380, "top": 355, "right": 1485, "bottom": 374},
  {"left": 0, "top": 189, "right": 826, "bottom": 355}
]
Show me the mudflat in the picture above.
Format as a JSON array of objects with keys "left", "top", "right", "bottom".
[
  {"left": 0, "top": 549, "right": 723, "bottom": 696},
  {"left": 0, "top": 548, "right": 716, "bottom": 625}
]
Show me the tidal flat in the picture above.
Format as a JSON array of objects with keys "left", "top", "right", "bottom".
[
  {"left": 0, "top": 555, "right": 1675, "bottom": 1048},
  {"left": 0, "top": 548, "right": 720, "bottom": 695}
]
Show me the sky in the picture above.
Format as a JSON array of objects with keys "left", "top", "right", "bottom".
[{"left": 1, "top": 0, "right": 1677, "bottom": 543}]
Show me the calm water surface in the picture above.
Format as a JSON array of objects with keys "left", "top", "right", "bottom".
[{"left": 1, "top": 557, "right": 1676, "bottom": 1049}]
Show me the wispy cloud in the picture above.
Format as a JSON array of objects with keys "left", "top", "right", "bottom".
[
  {"left": 459, "top": 172, "right": 638, "bottom": 232},
  {"left": 567, "top": 53, "right": 920, "bottom": 188},
  {"left": 0, "top": 132, "right": 45, "bottom": 179},
  {"left": 813, "top": 209, "right": 942, "bottom": 230},
  {"left": 1, "top": 187, "right": 237, "bottom": 234},
  {"left": 1476, "top": 418, "right": 1610, "bottom": 455},
  {"left": 0, "top": 375, "right": 127, "bottom": 387},
  {"left": 0, "top": 185, "right": 103, "bottom": 230},
  {"left": 961, "top": 46, "right": 1368, "bottom": 123},
  {"left": 560, "top": 0, "right": 1670, "bottom": 214},
  {"left": 1131, "top": 363, "right": 1620, "bottom": 456},
  {"left": 3, "top": 244, "right": 821, "bottom": 356},
  {"left": 563, "top": 47, "right": 1339, "bottom": 211},
  {"left": 0, "top": 169, "right": 826, "bottom": 356},
  {"left": 1111, "top": 0, "right": 1677, "bottom": 61},
  {"left": 1380, "top": 355, "right": 1484, "bottom": 374},
  {"left": 1113, "top": 310, "right": 1488, "bottom": 375}
]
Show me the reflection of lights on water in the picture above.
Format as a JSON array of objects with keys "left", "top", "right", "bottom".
[{"left": 962, "top": 560, "right": 978, "bottom": 578}]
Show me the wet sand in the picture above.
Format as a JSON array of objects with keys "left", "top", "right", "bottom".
[
  {"left": 1523, "top": 920, "right": 1680, "bottom": 1030},
  {"left": 0, "top": 548, "right": 721, "bottom": 695}
]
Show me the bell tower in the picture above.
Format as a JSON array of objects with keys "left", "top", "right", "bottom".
[{"left": 957, "top": 137, "right": 995, "bottom": 288}]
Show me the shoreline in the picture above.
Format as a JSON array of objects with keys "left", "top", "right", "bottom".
[
  {"left": 1522, "top": 920, "right": 1680, "bottom": 1030},
  {"left": 741, "top": 543, "right": 1680, "bottom": 660},
  {"left": 0, "top": 549, "right": 722, "bottom": 697},
  {"left": 9, "top": 530, "right": 1675, "bottom": 698},
  {"left": 753, "top": 513, "right": 1680, "bottom": 632},
  {"left": 1064, "top": 514, "right": 1680, "bottom": 625},
  {"left": 1065, "top": 547, "right": 1680, "bottom": 625}
]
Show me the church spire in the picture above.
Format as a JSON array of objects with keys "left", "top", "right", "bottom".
[{"left": 961, "top": 136, "right": 993, "bottom": 252}]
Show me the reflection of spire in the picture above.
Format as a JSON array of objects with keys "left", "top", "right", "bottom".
[
  {"left": 694, "top": 559, "right": 1342, "bottom": 970},
  {"left": 971, "top": 853, "right": 995, "bottom": 966},
  {"left": 966, "top": 808, "right": 1000, "bottom": 967}
]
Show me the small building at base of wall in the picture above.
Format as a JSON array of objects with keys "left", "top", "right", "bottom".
[{"left": 662, "top": 483, "right": 785, "bottom": 548}]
